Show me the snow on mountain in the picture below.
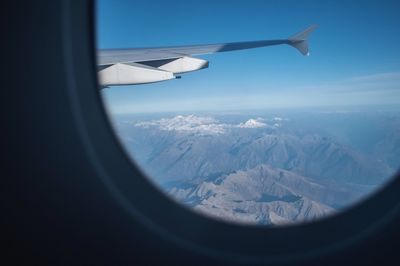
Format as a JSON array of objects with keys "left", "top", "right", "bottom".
[
  {"left": 135, "top": 115, "right": 227, "bottom": 135},
  {"left": 135, "top": 115, "right": 276, "bottom": 134},
  {"left": 238, "top": 118, "right": 267, "bottom": 128}
]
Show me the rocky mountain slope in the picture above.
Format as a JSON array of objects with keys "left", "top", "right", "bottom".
[{"left": 111, "top": 113, "right": 399, "bottom": 225}]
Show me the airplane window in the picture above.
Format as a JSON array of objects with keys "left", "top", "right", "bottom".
[{"left": 96, "top": 0, "right": 400, "bottom": 226}]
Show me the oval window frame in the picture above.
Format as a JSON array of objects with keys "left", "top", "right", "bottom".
[{"left": 61, "top": 1, "right": 400, "bottom": 264}]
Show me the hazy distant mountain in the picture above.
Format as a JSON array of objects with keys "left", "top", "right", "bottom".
[
  {"left": 126, "top": 115, "right": 392, "bottom": 185},
  {"left": 111, "top": 111, "right": 399, "bottom": 225}
]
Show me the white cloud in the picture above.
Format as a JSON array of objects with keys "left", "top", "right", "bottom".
[
  {"left": 135, "top": 115, "right": 227, "bottom": 134},
  {"left": 349, "top": 71, "right": 400, "bottom": 82},
  {"left": 272, "top": 117, "right": 289, "bottom": 121},
  {"left": 135, "top": 115, "right": 282, "bottom": 134}
]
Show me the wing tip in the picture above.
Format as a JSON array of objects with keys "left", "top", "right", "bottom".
[{"left": 288, "top": 25, "right": 318, "bottom": 56}]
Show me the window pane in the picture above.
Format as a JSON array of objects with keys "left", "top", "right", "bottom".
[{"left": 97, "top": 0, "right": 400, "bottom": 226}]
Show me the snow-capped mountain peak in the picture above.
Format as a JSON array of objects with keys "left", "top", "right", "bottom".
[{"left": 238, "top": 118, "right": 267, "bottom": 128}]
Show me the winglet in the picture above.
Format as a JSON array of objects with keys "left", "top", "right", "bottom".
[{"left": 288, "top": 25, "right": 318, "bottom": 56}]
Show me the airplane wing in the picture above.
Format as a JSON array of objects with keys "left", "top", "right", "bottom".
[{"left": 97, "top": 25, "right": 317, "bottom": 86}]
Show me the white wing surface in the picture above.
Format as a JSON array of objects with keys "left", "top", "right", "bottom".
[{"left": 98, "top": 25, "right": 317, "bottom": 86}]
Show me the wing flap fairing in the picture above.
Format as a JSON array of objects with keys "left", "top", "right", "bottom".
[{"left": 98, "top": 63, "right": 175, "bottom": 86}]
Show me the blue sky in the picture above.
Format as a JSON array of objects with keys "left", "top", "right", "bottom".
[{"left": 97, "top": 0, "right": 400, "bottom": 114}]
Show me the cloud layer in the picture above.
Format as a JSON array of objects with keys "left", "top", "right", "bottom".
[{"left": 135, "top": 115, "right": 282, "bottom": 134}]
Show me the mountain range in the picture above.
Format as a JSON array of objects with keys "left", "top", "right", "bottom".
[{"left": 111, "top": 111, "right": 399, "bottom": 225}]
